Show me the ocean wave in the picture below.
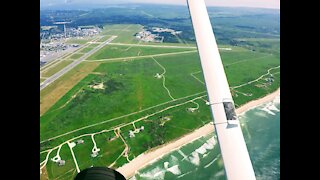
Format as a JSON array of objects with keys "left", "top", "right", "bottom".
[
  {"left": 196, "top": 139, "right": 216, "bottom": 155},
  {"left": 164, "top": 162, "right": 169, "bottom": 169},
  {"left": 196, "top": 146, "right": 207, "bottom": 155},
  {"left": 188, "top": 151, "right": 200, "bottom": 166},
  {"left": 243, "top": 94, "right": 280, "bottom": 118},
  {"left": 261, "top": 107, "right": 276, "bottom": 115},
  {"left": 169, "top": 155, "right": 178, "bottom": 164},
  {"left": 273, "top": 95, "right": 280, "bottom": 105},
  {"left": 164, "top": 161, "right": 181, "bottom": 175},
  {"left": 197, "top": 137, "right": 216, "bottom": 155},
  {"left": 138, "top": 166, "right": 166, "bottom": 180},
  {"left": 259, "top": 100, "right": 281, "bottom": 116},
  {"left": 166, "top": 165, "right": 181, "bottom": 175},
  {"left": 268, "top": 104, "right": 280, "bottom": 112},
  {"left": 207, "top": 137, "right": 216, "bottom": 146},
  {"left": 183, "top": 136, "right": 217, "bottom": 164},
  {"left": 178, "top": 150, "right": 188, "bottom": 161}
]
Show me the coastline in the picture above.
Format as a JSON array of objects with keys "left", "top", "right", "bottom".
[{"left": 116, "top": 88, "right": 280, "bottom": 178}]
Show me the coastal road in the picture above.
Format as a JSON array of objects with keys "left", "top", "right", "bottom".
[{"left": 40, "top": 36, "right": 117, "bottom": 91}]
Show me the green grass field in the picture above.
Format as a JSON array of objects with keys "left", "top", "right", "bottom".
[
  {"left": 79, "top": 47, "right": 94, "bottom": 53},
  {"left": 101, "top": 24, "right": 143, "bottom": 44},
  {"left": 69, "top": 53, "right": 85, "bottom": 59},
  {"left": 78, "top": 44, "right": 100, "bottom": 53},
  {"left": 40, "top": 62, "right": 100, "bottom": 115},
  {"left": 96, "top": 35, "right": 113, "bottom": 42},
  {"left": 87, "top": 44, "right": 195, "bottom": 60},
  {"left": 45, "top": 145, "right": 76, "bottom": 179},
  {"left": 41, "top": 43, "right": 279, "bottom": 171},
  {"left": 235, "top": 38, "right": 280, "bottom": 55}
]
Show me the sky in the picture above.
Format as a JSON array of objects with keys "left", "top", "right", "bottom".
[{"left": 41, "top": 0, "right": 280, "bottom": 9}]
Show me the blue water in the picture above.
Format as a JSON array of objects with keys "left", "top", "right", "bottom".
[{"left": 130, "top": 95, "right": 280, "bottom": 180}]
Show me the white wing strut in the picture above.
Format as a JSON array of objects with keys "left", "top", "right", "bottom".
[{"left": 186, "top": 0, "right": 256, "bottom": 179}]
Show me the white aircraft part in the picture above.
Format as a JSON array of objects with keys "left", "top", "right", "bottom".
[{"left": 187, "top": 0, "right": 256, "bottom": 179}]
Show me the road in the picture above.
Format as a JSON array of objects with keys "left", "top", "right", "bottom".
[
  {"left": 109, "top": 43, "right": 197, "bottom": 49},
  {"left": 84, "top": 50, "right": 198, "bottom": 62},
  {"left": 108, "top": 42, "right": 233, "bottom": 50},
  {"left": 40, "top": 36, "right": 117, "bottom": 91},
  {"left": 40, "top": 94, "right": 207, "bottom": 174}
]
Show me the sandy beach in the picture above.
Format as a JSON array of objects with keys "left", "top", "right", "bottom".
[{"left": 117, "top": 88, "right": 280, "bottom": 178}]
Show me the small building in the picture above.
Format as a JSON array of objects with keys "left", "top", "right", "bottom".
[
  {"left": 57, "top": 160, "right": 65, "bottom": 166},
  {"left": 129, "top": 130, "right": 135, "bottom": 138},
  {"left": 76, "top": 139, "right": 84, "bottom": 144},
  {"left": 91, "top": 147, "right": 100, "bottom": 158},
  {"left": 154, "top": 73, "right": 162, "bottom": 79},
  {"left": 265, "top": 77, "right": 274, "bottom": 83},
  {"left": 162, "top": 117, "right": 171, "bottom": 121},
  {"left": 187, "top": 108, "right": 197, "bottom": 113},
  {"left": 91, "top": 152, "right": 98, "bottom": 158},
  {"left": 140, "top": 126, "right": 144, "bottom": 131}
]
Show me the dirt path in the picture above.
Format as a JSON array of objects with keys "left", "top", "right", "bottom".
[
  {"left": 232, "top": 66, "right": 280, "bottom": 89},
  {"left": 152, "top": 56, "right": 175, "bottom": 100}
]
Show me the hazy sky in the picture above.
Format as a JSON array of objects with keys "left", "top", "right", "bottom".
[
  {"left": 41, "top": 0, "right": 280, "bottom": 9},
  {"left": 126, "top": 0, "right": 280, "bottom": 9}
]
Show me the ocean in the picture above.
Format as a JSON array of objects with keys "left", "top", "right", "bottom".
[{"left": 129, "top": 95, "right": 280, "bottom": 180}]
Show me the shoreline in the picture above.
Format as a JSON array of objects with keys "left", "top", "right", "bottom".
[{"left": 117, "top": 88, "right": 280, "bottom": 178}]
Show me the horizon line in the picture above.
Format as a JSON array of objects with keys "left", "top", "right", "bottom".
[{"left": 40, "top": 2, "right": 280, "bottom": 10}]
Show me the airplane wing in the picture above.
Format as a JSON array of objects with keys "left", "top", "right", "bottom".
[{"left": 187, "top": 0, "right": 256, "bottom": 179}]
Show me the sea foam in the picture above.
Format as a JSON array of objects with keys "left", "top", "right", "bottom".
[
  {"left": 163, "top": 161, "right": 181, "bottom": 175},
  {"left": 166, "top": 165, "right": 181, "bottom": 175},
  {"left": 273, "top": 95, "right": 280, "bottom": 104},
  {"left": 268, "top": 104, "right": 280, "bottom": 112},
  {"left": 188, "top": 151, "right": 200, "bottom": 166},
  {"left": 196, "top": 146, "right": 207, "bottom": 155},
  {"left": 139, "top": 166, "right": 166, "bottom": 180},
  {"left": 169, "top": 155, "right": 178, "bottom": 164}
]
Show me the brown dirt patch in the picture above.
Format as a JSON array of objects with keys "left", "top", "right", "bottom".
[{"left": 40, "top": 62, "right": 100, "bottom": 116}]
